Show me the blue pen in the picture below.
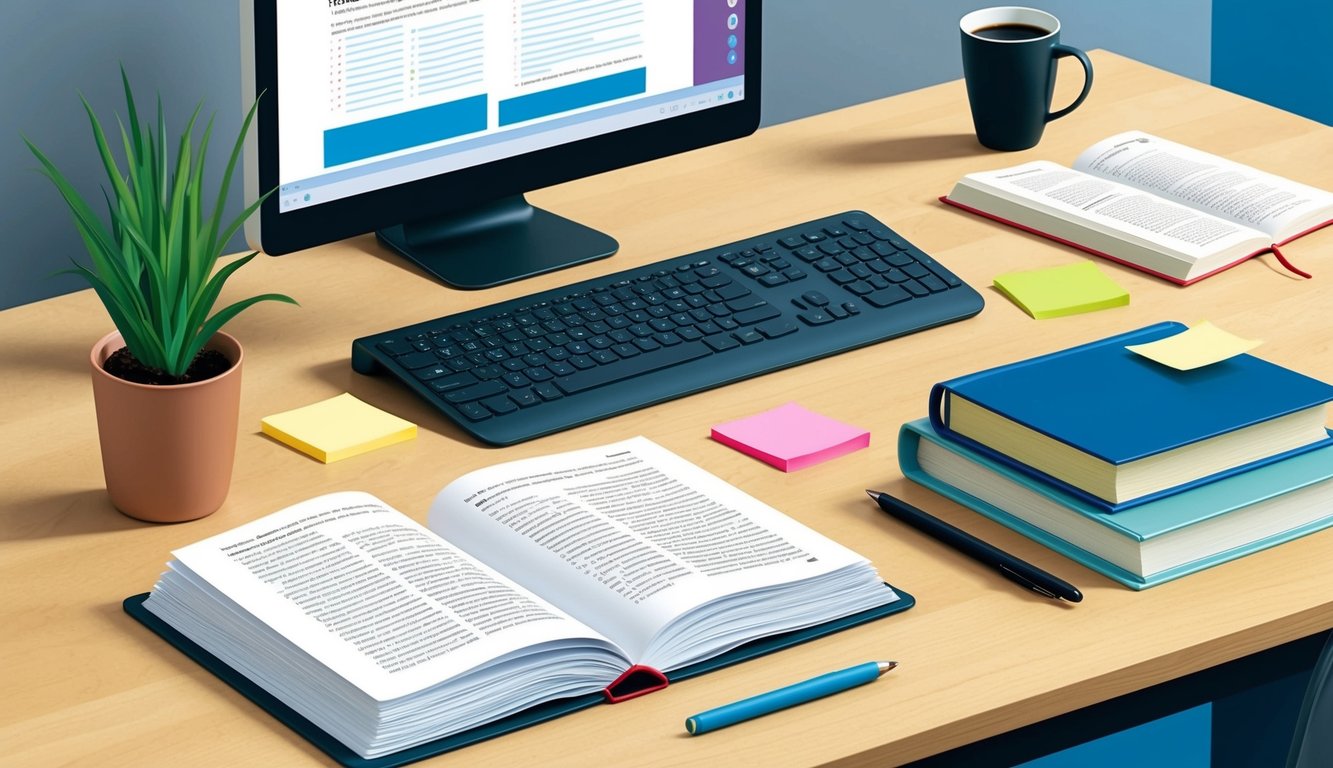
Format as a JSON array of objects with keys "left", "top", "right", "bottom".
[{"left": 685, "top": 661, "right": 897, "bottom": 735}]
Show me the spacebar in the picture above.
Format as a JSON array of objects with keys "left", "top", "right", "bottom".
[{"left": 553, "top": 342, "right": 711, "bottom": 394}]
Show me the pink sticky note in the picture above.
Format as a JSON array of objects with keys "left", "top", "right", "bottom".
[{"left": 711, "top": 403, "right": 870, "bottom": 472}]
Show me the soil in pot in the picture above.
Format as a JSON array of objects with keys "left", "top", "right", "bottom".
[{"left": 103, "top": 348, "right": 233, "bottom": 385}]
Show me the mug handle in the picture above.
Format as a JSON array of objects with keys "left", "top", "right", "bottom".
[{"left": 1047, "top": 45, "right": 1093, "bottom": 122}]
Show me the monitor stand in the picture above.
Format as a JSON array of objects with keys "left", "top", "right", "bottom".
[{"left": 376, "top": 194, "right": 618, "bottom": 290}]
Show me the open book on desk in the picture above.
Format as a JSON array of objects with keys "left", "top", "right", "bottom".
[
  {"left": 125, "top": 437, "right": 909, "bottom": 766},
  {"left": 943, "top": 130, "right": 1333, "bottom": 284}
]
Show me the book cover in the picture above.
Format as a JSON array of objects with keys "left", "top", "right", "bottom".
[
  {"left": 929, "top": 321, "right": 1333, "bottom": 510},
  {"left": 124, "top": 588, "right": 913, "bottom": 767},
  {"left": 899, "top": 419, "right": 1333, "bottom": 589}
]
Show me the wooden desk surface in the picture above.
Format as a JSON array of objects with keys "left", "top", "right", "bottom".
[{"left": 3, "top": 52, "right": 1332, "bottom": 767}]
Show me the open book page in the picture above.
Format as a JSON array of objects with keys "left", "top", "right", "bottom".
[
  {"left": 1075, "top": 131, "right": 1333, "bottom": 242},
  {"left": 428, "top": 437, "right": 895, "bottom": 668},
  {"left": 145, "top": 492, "right": 626, "bottom": 702},
  {"left": 955, "top": 161, "right": 1266, "bottom": 267}
]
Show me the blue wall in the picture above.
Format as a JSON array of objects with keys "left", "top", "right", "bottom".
[{"left": 1212, "top": 0, "right": 1333, "bottom": 125}]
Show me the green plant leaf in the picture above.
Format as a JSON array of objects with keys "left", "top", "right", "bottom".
[
  {"left": 30, "top": 69, "right": 294, "bottom": 378},
  {"left": 180, "top": 292, "right": 298, "bottom": 367},
  {"left": 207, "top": 94, "right": 261, "bottom": 257}
]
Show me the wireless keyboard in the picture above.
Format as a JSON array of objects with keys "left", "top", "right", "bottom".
[{"left": 351, "top": 211, "right": 984, "bottom": 445}]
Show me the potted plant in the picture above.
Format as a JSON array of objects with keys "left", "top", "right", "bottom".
[{"left": 26, "top": 71, "right": 295, "bottom": 523}]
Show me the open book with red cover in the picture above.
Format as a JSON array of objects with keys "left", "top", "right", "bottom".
[{"left": 942, "top": 131, "right": 1333, "bottom": 285}]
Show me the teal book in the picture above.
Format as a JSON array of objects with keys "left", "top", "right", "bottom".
[
  {"left": 900, "top": 419, "right": 1333, "bottom": 589},
  {"left": 929, "top": 321, "right": 1333, "bottom": 511}
]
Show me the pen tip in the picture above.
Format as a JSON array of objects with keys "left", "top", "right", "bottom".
[
  {"left": 877, "top": 661, "right": 898, "bottom": 675},
  {"left": 865, "top": 489, "right": 879, "bottom": 499}
]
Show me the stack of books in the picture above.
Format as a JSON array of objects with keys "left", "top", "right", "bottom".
[{"left": 899, "top": 322, "right": 1333, "bottom": 589}]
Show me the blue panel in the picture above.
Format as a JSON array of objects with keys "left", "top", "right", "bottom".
[
  {"left": 499, "top": 68, "right": 647, "bottom": 126},
  {"left": 1212, "top": 0, "right": 1333, "bottom": 125},
  {"left": 323, "top": 95, "right": 488, "bottom": 167},
  {"left": 1016, "top": 703, "right": 1212, "bottom": 768}
]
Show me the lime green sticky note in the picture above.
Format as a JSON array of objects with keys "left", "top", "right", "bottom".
[
  {"left": 1126, "top": 321, "right": 1262, "bottom": 370},
  {"left": 262, "top": 393, "right": 416, "bottom": 463},
  {"left": 993, "top": 262, "right": 1129, "bottom": 319}
]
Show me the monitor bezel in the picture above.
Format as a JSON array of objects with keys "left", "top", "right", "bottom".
[{"left": 242, "top": 0, "right": 763, "bottom": 256}]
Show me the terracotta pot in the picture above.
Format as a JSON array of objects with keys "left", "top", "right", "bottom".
[{"left": 89, "top": 331, "right": 243, "bottom": 523}]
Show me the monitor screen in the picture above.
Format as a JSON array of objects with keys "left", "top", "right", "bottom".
[{"left": 242, "top": 0, "right": 761, "bottom": 288}]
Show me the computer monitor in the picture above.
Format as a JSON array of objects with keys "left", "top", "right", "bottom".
[{"left": 241, "top": 0, "right": 761, "bottom": 289}]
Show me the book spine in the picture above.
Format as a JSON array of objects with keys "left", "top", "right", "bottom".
[{"left": 897, "top": 423, "right": 1150, "bottom": 589}]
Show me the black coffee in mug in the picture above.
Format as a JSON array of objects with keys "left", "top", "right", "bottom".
[
  {"left": 971, "top": 23, "right": 1050, "bottom": 41},
  {"left": 959, "top": 7, "right": 1094, "bottom": 151}
]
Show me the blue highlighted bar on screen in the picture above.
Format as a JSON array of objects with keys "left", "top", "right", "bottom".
[
  {"left": 324, "top": 95, "right": 488, "bottom": 167},
  {"left": 499, "top": 68, "right": 647, "bottom": 126}
]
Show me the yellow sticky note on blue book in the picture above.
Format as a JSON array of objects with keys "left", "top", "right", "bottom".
[
  {"left": 1125, "top": 321, "right": 1261, "bottom": 371},
  {"left": 993, "top": 262, "right": 1128, "bottom": 319},
  {"left": 262, "top": 393, "right": 416, "bottom": 463}
]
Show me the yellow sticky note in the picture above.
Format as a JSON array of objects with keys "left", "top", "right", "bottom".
[
  {"left": 993, "top": 262, "right": 1129, "bottom": 319},
  {"left": 1126, "top": 321, "right": 1262, "bottom": 371},
  {"left": 261, "top": 393, "right": 417, "bottom": 463}
]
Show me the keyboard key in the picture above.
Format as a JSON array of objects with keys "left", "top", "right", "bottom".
[
  {"left": 798, "top": 310, "right": 835, "bottom": 326},
  {"left": 455, "top": 402, "right": 491, "bottom": 421},
  {"left": 376, "top": 339, "right": 409, "bottom": 357},
  {"left": 782, "top": 268, "right": 807, "bottom": 281},
  {"left": 727, "top": 295, "right": 767, "bottom": 312},
  {"left": 713, "top": 282, "right": 750, "bottom": 301},
  {"left": 704, "top": 333, "right": 740, "bottom": 351},
  {"left": 429, "top": 371, "right": 478, "bottom": 392},
  {"left": 533, "top": 382, "right": 563, "bottom": 401},
  {"left": 733, "top": 328, "right": 763, "bottom": 344},
  {"left": 903, "top": 280, "right": 930, "bottom": 297},
  {"left": 733, "top": 305, "right": 782, "bottom": 325},
  {"left": 510, "top": 389, "right": 540, "bottom": 408},
  {"left": 412, "top": 364, "right": 451, "bottom": 382},
  {"left": 920, "top": 275, "right": 950, "bottom": 293},
  {"left": 863, "top": 286, "right": 913, "bottom": 308},
  {"left": 444, "top": 380, "right": 509, "bottom": 403},
  {"left": 756, "top": 320, "right": 799, "bottom": 339},
  {"left": 482, "top": 395, "right": 519, "bottom": 415},
  {"left": 554, "top": 341, "right": 711, "bottom": 394},
  {"left": 397, "top": 351, "right": 439, "bottom": 370}
]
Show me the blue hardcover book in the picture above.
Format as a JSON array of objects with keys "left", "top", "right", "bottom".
[
  {"left": 900, "top": 419, "right": 1333, "bottom": 589},
  {"left": 929, "top": 321, "right": 1333, "bottom": 512}
]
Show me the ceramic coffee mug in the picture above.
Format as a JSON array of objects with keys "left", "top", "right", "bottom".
[{"left": 960, "top": 6, "right": 1093, "bottom": 151}]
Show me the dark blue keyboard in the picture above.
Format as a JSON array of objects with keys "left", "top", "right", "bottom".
[{"left": 352, "top": 211, "right": 984, "bottom": 445}]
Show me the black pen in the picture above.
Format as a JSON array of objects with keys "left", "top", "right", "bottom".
[{"left": 866, "top": 490, "right": 1083, "bottom": 603}]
